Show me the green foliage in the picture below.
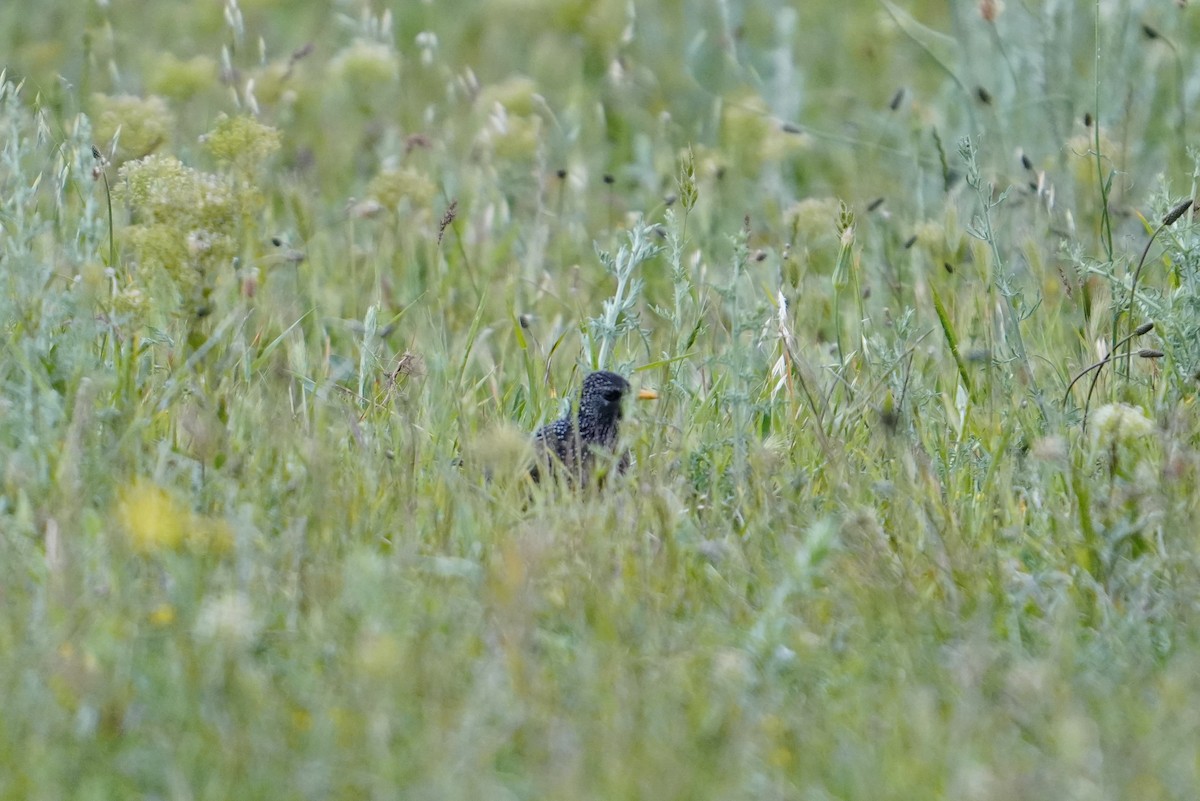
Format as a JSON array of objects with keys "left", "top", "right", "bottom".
[
  {"left": 587, "top": 220, "right": 660, "bottom": 370},
  {"left": 3, "top": 0, "right": 1200, "bottom": 798}
]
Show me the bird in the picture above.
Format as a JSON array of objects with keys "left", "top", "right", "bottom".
[{"left": 530, "top": 370, "right": 657, "bottom": 485}]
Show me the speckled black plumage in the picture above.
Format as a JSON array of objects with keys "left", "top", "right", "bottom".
[{"left": 531, "top": 371, "right": 632, "bottom": 484}]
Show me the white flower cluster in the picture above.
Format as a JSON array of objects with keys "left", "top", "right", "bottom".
[{"left": 1090, "top": 403, "right": 1154, "bottom": 448}]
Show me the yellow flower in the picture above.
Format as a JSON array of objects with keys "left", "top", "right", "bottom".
[
  {"left": 115, "top": 478, "right": 233, "bottom": 556},
  {"left": 149, "top": 603, "right": 177, "bottom": 627},
  {"left": 117, "top": 479, "right": 188, "bottom": 553}
]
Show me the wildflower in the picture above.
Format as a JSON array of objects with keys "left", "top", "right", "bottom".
[
  {"left": 115, "top": 478, "right": 233, "bottom": 555},
  {"left": 348, "top": 198, "right": 384, "bottom": 219},
  {"left": 194, "top": 592, "right": 260, "bottom": 647},
  {"left": 477, "top": 75, "right": 538, "bottom": 116},
  {"left": 720, "top": 94, "right": 772, "bottom": 174},
  {"left": 90, "top": 94, "right": 174, "bottom": 162},
  {"left": 116, "top": 154, "right": 244, "bottom": 310},
  {"left": 147, "top": 54, "right": 219, "bottom": 101},
  {"left": 479, "top": 105, "right": 541, "bottom": 160},
  {"left": 186, "top": 230, "right": 214, "bottom": 257},
  {"left": 201, "top": 113, "right": 281, "bottom": 172},
  {"left": 366, "top": 166, "right": 436, "bottom": 211},
  {"left": 331, "top": 39, "right": 400, "bottom": 95},
  {"left": 113, "top": 284, "right": 147, "bottom": 314},
  {"left": 1030, "top": 435, "right": 1067, "bottom": 462},
  {"left": 1090, "top": 403, "right": 1154, "bottom": 448},
  {"left": 149, "top": 604, "right": 177, "bottom": 627},
  {"left": 117, "top": 479, "right": 190, "bottom": 553},
  {"left": 785, "top": 197, "right": 841, "bottom": 243}
]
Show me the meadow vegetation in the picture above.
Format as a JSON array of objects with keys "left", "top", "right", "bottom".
[{"left": 2, "top": 0, "right": 1200, "bottom": 797}]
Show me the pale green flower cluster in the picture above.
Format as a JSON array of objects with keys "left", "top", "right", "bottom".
[
  {"left": 785, "top": 197, "right": 841, "bottom": 243},
  {"left": 117, "top": 154, "right": 239, "bottom": 288},
  {"left": 366, "top": 166, "right": 436, "bottom": 212},
  {"left": 331, "top": 39, "right": 400, "bottom": 97},
  {"left": 721, "top": 94, "right": 808, "bottom": 174},
  {"left": 475, "top": 76, "right": 542, "bottom": 160},
  {"left": 1090, "top": 403, "right": 1155, "bottom": 448},
  {"left": 91, "top": 93, "right": 175, "bottom": 162},
  {"left": 146, "top": 53, "right": 219, "bottom": 102},
  {"left": 201, "top": 113, "right": 282, "bottom": 173}
]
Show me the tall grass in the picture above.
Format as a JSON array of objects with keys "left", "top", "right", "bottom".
[{"left": 2, "top": 0, "right": 1200, "bottom": 798}]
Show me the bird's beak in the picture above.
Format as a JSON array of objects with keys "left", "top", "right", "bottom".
[{"left": 636, "top": 388, "right": 659, "bottom": 401}]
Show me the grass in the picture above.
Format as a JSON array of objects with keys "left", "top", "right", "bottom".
[{"left": 3, "top": 0, "right": 1200, "bottom": 797}]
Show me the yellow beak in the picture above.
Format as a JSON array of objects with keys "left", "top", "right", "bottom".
[{"left": 637, "top": 388, "right": 659, "bottom": 401}]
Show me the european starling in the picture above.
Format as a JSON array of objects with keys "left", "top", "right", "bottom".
[{"left": 531, "top": 370, "right": 656, "bottom": 484}]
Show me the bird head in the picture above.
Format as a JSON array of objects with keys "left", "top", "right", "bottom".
[
  {"left": 579, "top": 370, "right": 631, "bottom": 428},
  {"left": 576, "top": 370, "right": 658, "bottom": 441}
]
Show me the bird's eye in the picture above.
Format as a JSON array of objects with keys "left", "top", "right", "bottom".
[{"left": 602, "top": 388, "right": 622, "bottom": 402}]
